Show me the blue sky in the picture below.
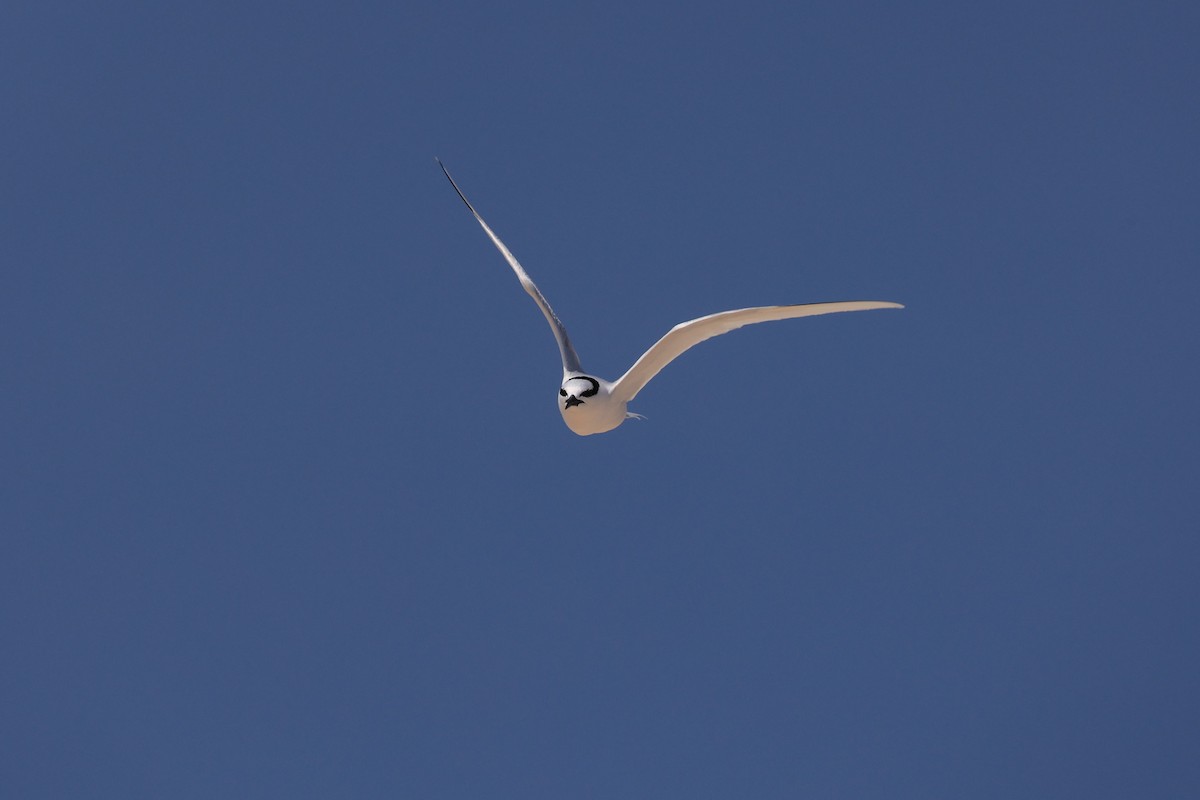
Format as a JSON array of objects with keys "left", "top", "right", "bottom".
[{"left": 3, "top": 2, "right": 1198, "bottom": 797}]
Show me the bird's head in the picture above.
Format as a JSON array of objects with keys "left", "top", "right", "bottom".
[{"left": 559, "top": 375, "right": 600, "bottom": 410}]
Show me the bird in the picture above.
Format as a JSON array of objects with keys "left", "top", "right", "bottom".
[{"left": 436, "top": 159, "right": 903, "bottom": 436}]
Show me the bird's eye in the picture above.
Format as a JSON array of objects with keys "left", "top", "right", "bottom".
[{"left": 559, "top": 389, "right": 567, "bottom": 396}]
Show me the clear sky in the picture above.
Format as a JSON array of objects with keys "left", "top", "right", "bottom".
[{"left": 3, "top": 2, "right": 1198, "bottom": 798}]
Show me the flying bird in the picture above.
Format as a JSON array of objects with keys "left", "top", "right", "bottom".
[{"left": 437, "top": 159, "right": 902, "bottom": 436}]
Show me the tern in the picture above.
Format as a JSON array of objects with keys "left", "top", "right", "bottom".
[{"left": 437, "top": 159, "right": 902, "bottom": 436}]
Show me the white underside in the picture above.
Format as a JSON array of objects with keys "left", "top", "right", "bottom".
[{"left": 559, "top": 389, "right": 629, "bottom": 435}]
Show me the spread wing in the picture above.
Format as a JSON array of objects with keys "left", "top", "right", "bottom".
[
  {"left": 611, "top": 301, "right": 904, "bottom": 402},
  {"left": 437, "top": 159, "right": 582, "bottom": 374}
]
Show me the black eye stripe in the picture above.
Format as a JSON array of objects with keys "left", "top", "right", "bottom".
[{"left": 561, "top": 376, "right": 599, "bottom": 398}]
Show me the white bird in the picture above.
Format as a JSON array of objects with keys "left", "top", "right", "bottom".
[{"left": 437, "top": 159, "right": 903, "bottom": 436}]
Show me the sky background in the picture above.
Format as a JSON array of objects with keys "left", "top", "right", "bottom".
[{"left": 3, "top": 2, "right": 1198, "bottom": 798}]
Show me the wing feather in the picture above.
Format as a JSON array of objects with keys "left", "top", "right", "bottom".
[
  {"left": 437, "top": 159, "right": 582, "bottom": 374},
  {"left": 611, "top": 301, "right": 903, "bottom": 402}
]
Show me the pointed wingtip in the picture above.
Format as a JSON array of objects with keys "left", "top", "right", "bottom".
[
  {"left": 436, "top": 159, "right": 476, "bottom": 213},
  {"left": 435, "top": 157, "right": 454, "bottom": 181}
]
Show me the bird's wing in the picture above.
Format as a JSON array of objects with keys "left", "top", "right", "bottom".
[
  {"left": 437, "top": 159, "right": 582, "bottom": 374},
  {"left": 610, "top": 301, "right": 903, "bottom": 402}
]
